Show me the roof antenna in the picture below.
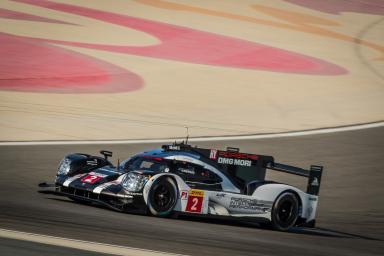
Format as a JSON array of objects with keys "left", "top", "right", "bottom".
[{"left": 185, "top": 126, "right": 189, "bottom": 145}]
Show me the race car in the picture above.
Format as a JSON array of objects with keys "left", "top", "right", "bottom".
[{"left": 39, "top": 142, "right": 323, "bottom": 231}]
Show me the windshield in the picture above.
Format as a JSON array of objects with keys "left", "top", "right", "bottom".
[{"left": 120, "top": 157, "right": 169, "bottom": 173}]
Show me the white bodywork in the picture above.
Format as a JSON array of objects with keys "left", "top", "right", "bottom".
[{"left": 143, "top": 173, "right": 319, "bottom": 223}]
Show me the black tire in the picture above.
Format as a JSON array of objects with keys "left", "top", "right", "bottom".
[
  {"left": 147, "top": 177, "right": 178, "bottom": 217},
  {"left": 270, "top": 192, "right": 299, "bottom": 231}
]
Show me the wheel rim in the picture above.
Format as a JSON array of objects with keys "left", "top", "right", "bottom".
[
  {"left": 151, "top": 182, "right": 175, "bottom": 212},
  {"left": 273, "top": 193, "right": 298, "bottom": 230},
  {"left": 277, "top": 200, "right": 294, "bottom": 223}
]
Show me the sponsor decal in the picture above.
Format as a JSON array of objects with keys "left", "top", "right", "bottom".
[
  {"left": 125, "top": 192, "right": 143, "bottom": 196},
  {"left": 180, "top": 190, "right": 188, "bottom": 200},
  {"left": 218, "top": 151, "right": 258, "bottom": 160},
  {"left": 185, "top": 189, "right": 204, "bottom": 213},
  {"left": 209, "top": 149, "right": 218, "bottom": 160},
  {"left": 311, "top": 178, "right": 319, "bottom": 186},
  {"left": 81, "top": 174, "right": 103, "bottom": 184},
  {"left": 229, "top": 197, "right": 272, "bottom": 212},
  {"left": 168, "top": 145, "right": 180, "bottom": 150},
  {"left": 215, "top": 193, "right": 226, "bottom": 198},
  {"left": 217, "top": 157, "right": 252, "bottom": 167},
  {"left": 179, "top": 168, "right": 195, "bottom": 175},
  {"left": 86, "top": 159, "right": 98, "bottom": 166},
  {"left": 189, "top": 189, "right": 204, "bottom": 197}
]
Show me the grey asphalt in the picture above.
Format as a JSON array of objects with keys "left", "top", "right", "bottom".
[
  {"left": 0, "top": 237, "right": 115, "bottom": 256},
  {"left": 0, "top": 127, "right": 383, "bottom": 255}
]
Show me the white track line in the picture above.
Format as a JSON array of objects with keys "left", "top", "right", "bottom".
[
  {"left": 0, "top": 228, "right": 188, "bottom": 256},
  {"left": 1, "top": 121, "right": 383, "bottom": 146}
]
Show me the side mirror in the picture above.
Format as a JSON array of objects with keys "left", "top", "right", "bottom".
[{"left": 100, "top": 150, "right": 113, "bottom": 160}]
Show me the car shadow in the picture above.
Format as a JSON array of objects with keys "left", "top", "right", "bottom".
[
  {"left": 176, "top": 215, "right": 383, "bottom": 241},
  {"left": 294, "top": 227, "right": 383, "bottom": 241},
  {"left": 45, "top": 197, "right": 382, "bottom": 241}
]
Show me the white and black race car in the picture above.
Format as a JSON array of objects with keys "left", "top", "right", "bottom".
[{"left": 39, "top": 143, "right": 323, "bottom": 231}]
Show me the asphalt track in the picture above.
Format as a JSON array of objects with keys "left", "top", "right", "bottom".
[{"left": 0, "top": 127, "right": 383, "bottom": 255}]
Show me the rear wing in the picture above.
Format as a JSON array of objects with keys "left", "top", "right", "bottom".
[{"left": 267, "top": 163, "right": 323, "bottom": 196}]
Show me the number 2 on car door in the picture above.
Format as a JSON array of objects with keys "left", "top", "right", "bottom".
[
  {"left": 185, "top": 190, "right": 203, "bottom": 213},
  {"left": 191, "top": 197, "right": 199, "bottom": 211}
]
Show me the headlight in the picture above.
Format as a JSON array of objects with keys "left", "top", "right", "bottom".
[
  {"left": 57, "top": 158, "right": 71, "bottom": 175},
  {"left": 122, "top": 172, "right": 148, "bottom": 192}
]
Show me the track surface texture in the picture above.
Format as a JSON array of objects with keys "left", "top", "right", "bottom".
[
  {"left": 0, "top": 127, "right": 383, "bottom": 256},
  {"left": 0, "top": 237, "right": 114, "bottom": 256}
]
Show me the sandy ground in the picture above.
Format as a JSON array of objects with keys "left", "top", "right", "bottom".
[{"left": 0, "top": 0, "right": 383, "bottom": 141}]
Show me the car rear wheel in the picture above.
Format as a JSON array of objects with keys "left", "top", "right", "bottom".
[
  {"left": 271, "top": 192, "right": 299, "bottom": 231},
  {"left": 147, "top": 177, "right": 178, "bottom": 217}
]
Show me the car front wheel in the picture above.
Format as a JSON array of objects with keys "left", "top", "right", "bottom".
[{"left": 147, "top": 177, "right": 178, "bottom": 217}]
